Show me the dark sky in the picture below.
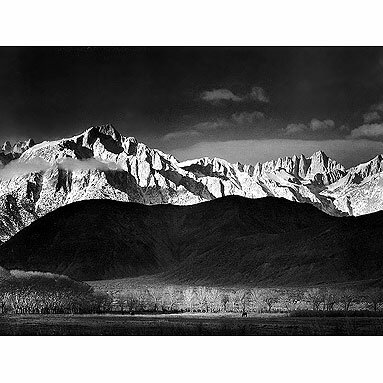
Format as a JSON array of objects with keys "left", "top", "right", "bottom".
[{"left": 1, "top": 46, "right": 383, "bottom": 167}]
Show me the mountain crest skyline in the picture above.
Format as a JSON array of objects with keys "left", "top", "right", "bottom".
[
  {"left": 0, "top": 121, "right": 383, "bottom": 245},
  {"left": 0, "top": 123, "right": 364, "bottom": 171}
]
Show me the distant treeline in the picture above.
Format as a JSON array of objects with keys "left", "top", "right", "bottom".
[
  {"left": 109, "top": 286, "right": 383, "bottom": 314},
  {"left": 0, "top": 270, "right": 111, "bottom": 314},
  {"left": 2, "top": 270, "right": 383, "bottom": 315}
]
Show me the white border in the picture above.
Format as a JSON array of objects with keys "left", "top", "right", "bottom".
[
  {"left": 0, "top": 1, "right": 382, "bottom": 382},
  {"left": 0, "top": 0, "right": 382, "bottom": 46},
  {"left": 0, "top": 336, "right": 381, "bottom": 383}
]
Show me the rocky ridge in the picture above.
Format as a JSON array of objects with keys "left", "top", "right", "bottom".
[
  {"left": 0, "top": 124, "right": 382, "bottom": 241},
  {"left": 0, "top": 138, "right": 35, "bottom": 166}
]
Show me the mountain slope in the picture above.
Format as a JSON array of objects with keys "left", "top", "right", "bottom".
[
  {"left": 0, "top": 196, "right": 383, "bottom": 285},
  {"left": 0, "top": 200, "right": 179, "bottom": 280}
]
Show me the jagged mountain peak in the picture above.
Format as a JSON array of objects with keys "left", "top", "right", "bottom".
[
  {"left": 178, "top": 156, "right": 232, "bottom": 169},
  {"left": 310, "top": 149, "right": 328, "bottom": 159},
  {"left": 309, "top": 150, "right": 343, "bottom": 171},
  {"left": 360, "top": 153, "right": 383, "bottom": 167},
  {"left": 18, "top": 124, "right": 140, "bottom": 165},
  {"left": 342, "top": 153, "right": 383, "bottom": 183},
  {"left": 0, "top": 138, "right": 36, "bottom": 167},
  {"left": 81, "top": 124, "right": 123, "bottom": 146},
  {"left": 79, "top": 124, "right": 139, "bottom": 157},
  {"left": 1, "top": 141, "right": 12, "bottom": 153},
  {"left": 87, "top": 123, "right": 120, "bottom": 139},
  {"left": 255, "top": 150, "right": 344, "bottom": 185},
  {"left": 13, "top": 138, "right": 35, "bottom": 154},
  {"left": 0, "top": 138, "right": 35, "bottom": 155},
  {"left": 1, "top": 124, "right": 383, "bottom": 243}
]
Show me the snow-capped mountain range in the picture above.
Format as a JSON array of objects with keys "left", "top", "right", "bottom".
[{"left": 0, "top": 124, "right": 383, "bottom": 241}]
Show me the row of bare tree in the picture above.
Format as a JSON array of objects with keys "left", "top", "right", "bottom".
[
  {"left": 111, "top": 286, "right": 383, "bottom": 313},
  {"left": 2, "top": 277, "right": 383, "bottom": 315},
  {"left": 0, "top": 275, "right": 111, "bottom": 314}
]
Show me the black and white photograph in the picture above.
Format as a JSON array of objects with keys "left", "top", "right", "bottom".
[
  {"left": 0, "top": 1, "right": 382, "bottom": 382},
  {"left": 2, "top": 45, "right": 383, "bottom": 337}
]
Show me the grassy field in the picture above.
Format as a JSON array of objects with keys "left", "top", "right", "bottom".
[{"left": 1, "top": 312, "right": 383, "bottom": 335}]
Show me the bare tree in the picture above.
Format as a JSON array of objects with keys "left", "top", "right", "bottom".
[
  {"left": 207, "top": 288, "right": 222, "bottom": 313},
  {"left": 365, "top": 288, "right": 383, "bottom": 312},
  {"left": 126, "top": 290, "right": 140, "bottom": 312},
  {"left": 0, "top": 280, "right": 13, "bottom": 314},
  {"left": 0, "top": 270, "right": 109, "bottom": 314},
  {"left": 249, "top": 289, "right": 264, "bottom": 313},
  {"left": 338, "top": 288, "right": 356, "bottom": 311},
  {"left": 229, "top": 290, "right": 246, "bottom": 312},
  {"left": 304, "top": 288, "right": 324, "bottom": 311},
  {"left": 92, "top": 291, "right": 112, "bottom": 313},
  {"left": 115, "top": 293, "right": 127, "bottom": 314},
  {"left": 318, "top": 288, "right": 339, "bottom": 311},
  {"left": 184, "top": 288, "right": 196, "bottom": 312},
  {"left": 238, "top": 289, "right": 252, "bottom": 312},
  {"left": 260, "top": 289, "right": 280, "bottom": 312},
  {"left": 279, "top": 289, "right": 304, "bottom": 312},
  {"left": 221, "top": 293, "right": 230, "bottom": 312},
  {"left": 164, "top": 286, "right": 179, "bottom": 312},
  {"left": 195, "top": 286, "right": 208, "bottom": 312},
  {"left": 279, "top": 294, "right": 294, "bottom": 312},
  {"left": 147, "top": 288, "right": 164, "bottom": 312},
  {"left": 137, "top": 289, "right": 151, "bottom": 311}
]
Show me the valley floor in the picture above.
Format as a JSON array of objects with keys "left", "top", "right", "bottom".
[{"left": 1, "top": 313, "right": 383, "bottom": 335}]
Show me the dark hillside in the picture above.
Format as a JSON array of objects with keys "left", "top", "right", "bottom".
[{"left": 0, "top": 196, "right": 382, "bottom": 285}]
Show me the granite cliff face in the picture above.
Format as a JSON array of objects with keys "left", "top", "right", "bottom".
[{"left": 0, "top": 124, "right": 382, "bottom": 241}]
